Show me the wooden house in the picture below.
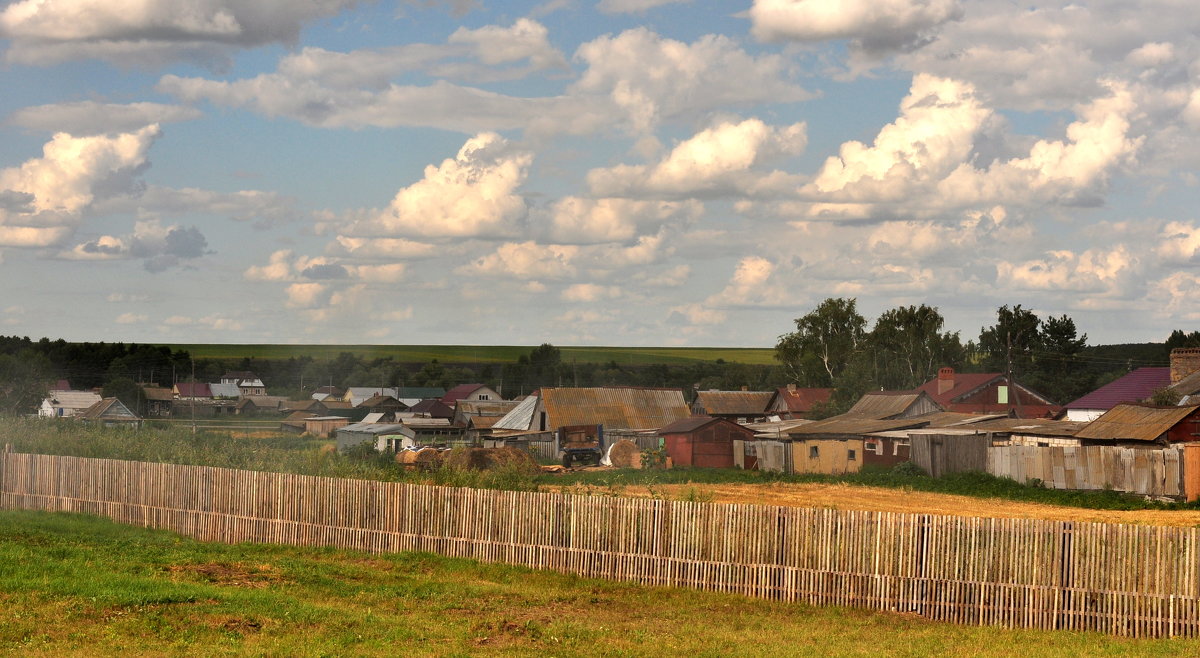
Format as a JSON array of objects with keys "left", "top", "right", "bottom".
[
  {"left": 76, "top": 397, "right": 142, "bottom": 429},
  {"left": 765, "top": 385, "right": 833, "bottom": 419},
  {"left": 915, "top": 367, "right": 1060, "bottom": 419}
]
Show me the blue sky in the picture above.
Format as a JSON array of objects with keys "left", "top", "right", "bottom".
[{"left": 1, "top": 0, "right": 1198, "bottom": 347}]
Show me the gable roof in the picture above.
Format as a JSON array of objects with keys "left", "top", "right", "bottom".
[
  {"left": 441, "top": 384, "right": 487, "bottom": 404},
  {"left": 494, "top": 395, "right": 540, "bottom": 431},
  {"left": 845, "top": 391, "right": 940, "bottom": 419},
  {"left": 78, "top": 397, "right": 139, "bottom": 420},
  {"left": 45, "top": 390, "right": 102, "bottom": 410},
  {"left": 1066, "top": 367, "right": 1171, "bottom": 411},
  {"left": 1075, "top": 403, "right": 1200, "bottom": 442},
  {"left": 357, "top": 394, "right": 406, "bottom": 409},
  {"left": 408, "top": 398, "right": 454, "bottom": 418},
  {"left": 455, "top": 399, "right": 520, "bottom": 416},
  {"left": 768, "top": 387, "right": 833, "bottom": 414},
  {"left": 659, "top": 416, "right": 754, "bottom": 435},
  {"left": 541, "top": 387, "right": 690, "bottom": 430},
  {"left": 209, "top": 382, "right": 241, "bottom": 398},
  {"left": 142, "top": 387, "right": 174, "bottom": 402},
  {"left": 693, "top": 390, "right": 773, "bottom": 416},
  {"left": 174, "top": 382, "right": 211, "bottom": 398}
]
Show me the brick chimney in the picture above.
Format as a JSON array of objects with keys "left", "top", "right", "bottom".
[
  {"left": 1170, "top": 348, "right": 1200, "bottom": 383},
  {"left": 937, "top": 367, "right": 955, "bottom": 395}
]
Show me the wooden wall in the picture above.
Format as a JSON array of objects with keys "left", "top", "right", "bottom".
[
  {"left": 5, "top": 451, "right": 1200, "bottom": 638},
  {"left": 988, "top": 445, "right": 1192, "bottom": 500},
  {"left": 910, "top": 434, "right": 991, "bottom": 477},
  {"left": 791, "top": 438, "right": 864, "bottom": 475}
]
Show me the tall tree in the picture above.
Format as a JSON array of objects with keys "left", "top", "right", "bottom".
[
  {"left": 0, "top": 349, "right": 54, "bottom": 415},
  {"left": 869, "top": 304, "right": 964, "bottom": 390},
  {"left": 775, "top": 298, "right": 867, "bottom": 386},
  {"left": 978, "top": 304, "right": 1042, "bottom": 375}
]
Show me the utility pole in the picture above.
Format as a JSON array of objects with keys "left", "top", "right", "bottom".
[{"left": 190, "top": 358, "right": 196, "bottom": 436}]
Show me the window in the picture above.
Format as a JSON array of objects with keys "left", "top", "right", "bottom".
[
  {"left": 478, "top": 394, "right": 489, "bottom": 400},
  {"left": 848, "top": 450, "right": 857, "bottom": 461},
  {"left": 997, "top": 385, "right": 1009, "bottom": 404},
  {"left": 809, "top": 446, "right": 819, "bottom": 459}
]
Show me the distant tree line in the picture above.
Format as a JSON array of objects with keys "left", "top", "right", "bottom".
[{"left": 775, "top": 298, "right": 1190, "bottom": 416}]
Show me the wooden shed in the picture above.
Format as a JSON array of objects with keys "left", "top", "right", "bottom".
[
  {"left": 659, "top": 416, "right": 755, "bottom": 468},
  {"left": 909, "top": 431, "right": 992, "bottom": 477}
]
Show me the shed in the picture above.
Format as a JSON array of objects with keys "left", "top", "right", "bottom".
[
  {"left": 298, "top": 416, "right": 350, "bottom": 438},
  {"left": 336, "top": 423, "right": 407, "bottom": 452},
  {"left": 690, "top": 390, "right": 773, "bottom": 422},
  {"left": 1075, "top": 403, "right": 1200, "bottom": 444},
  {"left": 909, "top": 432, "right": 992, "bottom": 477},
  {"left": 659, "top": 416, "right": 755, "bottom": 469}
]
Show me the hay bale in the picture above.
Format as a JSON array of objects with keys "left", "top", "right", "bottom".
[
  {"left": 397, "top": 447, "right": 444, "bottom": 470},
  {"left": 443, "top": 446, "right": 539, "bottom": 474},
  {"left": 608, "top": 439, "right": 640, "bottom": 469}
]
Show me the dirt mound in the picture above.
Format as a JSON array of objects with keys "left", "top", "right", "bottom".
[
  {"left": 607, "top": 439, "right": 641, "bottom": 468},
  {"left": 444, "top": 447, "right": 539, "bottom": 475}
]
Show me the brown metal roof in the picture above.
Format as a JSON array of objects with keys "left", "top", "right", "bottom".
[
  {"left": 693, "top": 390, "right": 773, "bottom": 415},
  {"left": 788, "top": 416, "right": 928, "bottom": 437},
  {"left": 967, "top": 417, "right": 1087, "bottom": 437},
  {"left": 1075, "top": 403, "right": 1200, "bottom": 441},
  {"left": 541, "top": 387, "right": 690, "bottom": 431},
  {"left": 846, "top": 392, "right": 920, "bottom": 418},
  {"left": 917, "top": 412, "right": 1007, "bottom": 427}
]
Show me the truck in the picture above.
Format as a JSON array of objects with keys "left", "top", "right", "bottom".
[{"left": 558, "top": 424, "right": 603, "bottom": 468}]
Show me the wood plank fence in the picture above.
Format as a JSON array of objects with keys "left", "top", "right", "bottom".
[
  {"left": 3, "top": 451, "right": 1200, "bottom": 638},
  {"left": 989, "top": 445, "right": 1188, "bottom": 499}
]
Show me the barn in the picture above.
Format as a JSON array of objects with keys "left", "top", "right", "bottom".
[{"left": 659, "top": 416, "right": 755, "bottom": 469}]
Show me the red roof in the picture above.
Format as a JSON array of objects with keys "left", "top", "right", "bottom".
[
  {"left": 659, "top": 416, "right": 754, "bottom": 435},
  {"left": 175, "top": 382, "right": 212, "bottom": 398},
  {"left": 914, "top": 369, "right": 1060, "bottom": 419},
  {"left": 409, "top": 398, "right": 455, "bottom": 419},
  {"left": 1065, "top": 367, "right": 1171, "bottom": 411},
  {"left": 770, "top": 387, "right": 833, "bottom": 414},
  {"left": 441, "top": 384, "right": 486, "bottom": 405}
]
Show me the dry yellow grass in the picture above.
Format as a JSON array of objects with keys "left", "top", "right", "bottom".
[{"left": 595, "top": 481, "right": 1200, "bottom": 527}]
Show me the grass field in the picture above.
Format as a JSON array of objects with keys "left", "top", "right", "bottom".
[
  {"left": 0, "top": 509, "right": 1195, "bottom": 657},
  {"left": 160, "top": 343, "right": 778, "bottom": 366}
]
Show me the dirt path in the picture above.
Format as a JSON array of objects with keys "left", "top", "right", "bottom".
[{"left": 558, "top": 481, "right": 1200, "bottom": 527}]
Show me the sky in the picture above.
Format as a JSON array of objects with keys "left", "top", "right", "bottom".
[{"left": 0, "top": 0, "right": 1198, "bottom": 348}]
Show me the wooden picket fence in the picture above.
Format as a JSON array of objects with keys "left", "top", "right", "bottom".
[{"left": 2, "top": 451, "right": 1200, "bottom": 638}]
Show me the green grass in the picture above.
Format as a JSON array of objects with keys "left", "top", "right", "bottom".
[
  {"left": 0, "top": 509, "right": 1195, "bottom": 656},
  {"left": 159, "top": 343, "right": 777, "bottom": 366}
]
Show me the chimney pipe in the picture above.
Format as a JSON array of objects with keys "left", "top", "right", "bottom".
[{"left": 937, "top": 367, "right": 954, "bottom": 395}]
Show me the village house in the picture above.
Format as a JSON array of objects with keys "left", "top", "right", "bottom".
[
  {"left": 173, "top": 382, "right": 212, "bottom": 401},
  {"left": 408, "top": 398, "right": 455, "bottom": 419},
  {"left": 764, "top": 384, "right": 833, "bottom": 419},
  {"left": 310, "top": 385, "right": 345, "bottom": 401},
  {"left": 1062, "top": 367, "right": 1172, "bottom": 422},
  {"left": 76, "top": 398, "right": 142, "bottom": 429},
  {"left": 452, "top": 399, "right": 521, "bottom": 427},
  {"left": 915, "top": 367, "right": 1060, "bottom": 418},
  {"left": 690, "top": 390, "right": 773, "bottom": 423},
  {"left": 441, "top": 384, "right": 502, "bottom": 406},
  {"left": 221, "top": 371, "right": 267, "bottom": 396},
  {"left": 39, "top": 390, "right": 101, "bottom": 418},
  {"left": 356, "top": 394, "right": 409, "bottom": 416}
]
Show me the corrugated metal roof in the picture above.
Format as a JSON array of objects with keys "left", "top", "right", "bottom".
[
  {"left": 659, "top": 416, "right": 723, "bottom": 434},
  {"left": 338, "top": 423, "right": 406, "bottom": 435},
  {"left": 917, "top": 412, "right": 1006, "bottom": 427},
  {"left": 541, "top": 387, "right": 690, "bottom": 430},
  {"left": 845, "top": 392, "right": 927, "bottom": 419},
  {"left": 361, "top": 412, "right": 385, "bottom": 423},
  {"left": 1075, "top": 403, "right": 1200, "bottom": 441},
  {"left": 441, "top": 384, "right": 488, "bottom": 404},
  {"left": 404, "top": 418, "right": 453, "bottom": 428},
  {"left": 1066, "top": 367, "right": 1171, "bottom": 410},
  {"left": 494, "top": 395, "right": 539, "bottom": 430},
  {"left": 788, "top": 416, "right": 928, "bottom": 437},
  {"left": 142, "top": 387, "right": 174, "bottom": 402},
  {"left": 456, "top": 400, "right": 520, "bottom": 416},
  {"left": 175, "top": 382, "right": 211, "bottom": 397},
  {"left": 78, "top": 398, "right": 138, "bottom": 420},
  {"left": 967, "top": 417, "right": 1087, "bottom": 437},
  {"left": 1172, "top": 370, "right": 1200, "bottom": 396},
  {"left": 47, "top": 390, "right": 102, "bottom": 410},
  {"left": 693, "top": 391, "right": 772, "bottom": 415},
  {"left": 209, "top": 382, "right": 241, "bottom": 398},
  {"left": 742, "top": 418, "right": 814, "bottom": 437},
  {"left": 470, "top": 416, "right": 502, "bottom": 429}
]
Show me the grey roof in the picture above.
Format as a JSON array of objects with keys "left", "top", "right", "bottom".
[
  {"left": 45, "top": 390, "right": 102, "bottom": 411},
  {"left": 209, "top": 382, "right": 241, "bottom": 398},
  {"left": 845, "top": 391, "right": 940, "bottom": 419},
  {"left": 693, "top": 390, "right": 773, "bottom": 415},
  {"left": 494, "top": 394, "right": 540, "bottom": 430},
  {"left": 337, "top": 423, "right": 407, "bottom": 435}
]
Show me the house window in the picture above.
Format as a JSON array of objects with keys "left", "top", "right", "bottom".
[
  {"left": 865, "top": 442, "right": 883, "bottom": 455},
  {"left": 809, "top": 446, "right": 819, "bottom": 459},
  {"left": 848, "top": 450, "right": 857, "bottom": 461},
  {"left": 997, "top": 385, "right": 1009, "bottom": 404},
  {"left": 894, "top": 441, "right": 909, "bottom": 456},
  {"left": 479, "top": 394, "right": 489, "bottom": 400}
]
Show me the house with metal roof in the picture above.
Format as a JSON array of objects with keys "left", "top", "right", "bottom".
[
  {"left": 77, "top": 397, "right": 141, "bottom": 428},
  {"left": 441, "top": 384, "right": 501, "bottom": 406},
  {"left": 845, "top": 391, "right": 943, "bottom": 419},
  {"left": 453, "top": 399, "right": 521, "bottom": 426},
  {"left": 173, "top": 382, "right": 212, "bottom": 400},
  {"left": 39, "top": 390, "right": 102, "bottom": 418},
  {"left": 1063, "top": 367, "right": 1171, "bottom": 421},
  {"left": 1075, "top": 403, "right": 1200, "bottom": 445},
  {"left": 914, "top": 367, "right": 1060, "bottom": 418},
  {"left": 690, "top": 390, "right": 773, "bottom": 422},
  {"left": 764, "top": 385, "right": 833, "bottom": 419}
]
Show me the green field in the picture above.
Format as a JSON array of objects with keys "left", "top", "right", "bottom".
[
  {"left": 0, "top": 509, "right": 1192, "bottom": 657},
  {"left": 159, "top": 343, "right": 778, "bottom": 366}
]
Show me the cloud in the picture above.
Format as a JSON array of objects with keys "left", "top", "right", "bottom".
[
  {"left": 998, "top": 246, "right": 1138, "bottom": 295},
  {"left": 62, "top": 219, "right": 211, "bottom": 271},
  {"left": 0, "top": 125, "right": 159, "bottom": 248},
  {"left": 285, "top": 282, "right": 328, "bottom": 309},
  {"left": 548, "top": 197, "right": 700, "bottom": 244},
  {"left": 459, "top": 241, "right": 578, "bottom": 279},
  {"left": 569, "top": 28, "right": 813, "bottom": 135},
  {"left": 115, "top": 312, "right": 148, "bottom": 324},
  {"left": 597, "top": 0, "right": 689, "bottom": 13},
  {"left": 0, "top": 0, "right": 360, "bottom": 67},
  {"left": 750, "top": 0, "right": 963, "bottom": 54},
  {"left": 330, "top": 236, "right": 437, "bottom": 259},
  {"left": 561, "top": 283, "right": 622, "bottom": 302},
  {"left": 344, "top": 132, "right": 531, "bottom": 240},
  {"left": 587, "top": 118, "right": 807, "bottom": 198},
  {"left": 244, "top": 249, "right": 293, "bottom": 282},
  {"left": 302, "top": 263, "right": 350, "bottom": 280},
  {"left": 800, "top": 75, "right": 1142, "bottom": 218},
  {"left": 93, "top": 185, "right": 297, "bottom": 226},
  {"left": 8, "top": 101, "right": 201, "bottom": 135}
]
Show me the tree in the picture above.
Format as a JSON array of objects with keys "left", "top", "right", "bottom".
[
  {"left": 102, "top": 377, "right": 147, "bottom": 416},
  {"left": 869, "top": 304, "right": 964, "bottom": 390},
  {"left": 775, "top": 298, "right": 867, "bottom": 386},
  {"left": 0, "top": 349, "right": 54, "bottom": 415},
  {"left": 978, "top": 305, "right": 1042, "bottom": 375}
]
